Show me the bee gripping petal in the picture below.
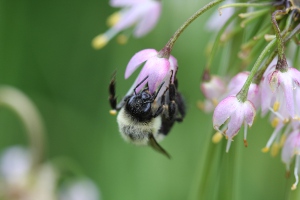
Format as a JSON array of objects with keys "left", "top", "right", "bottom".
[{"left": 125, "top": 49, "right": 158, "bottom": 79}]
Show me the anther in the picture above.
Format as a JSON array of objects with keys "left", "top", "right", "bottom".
[
  {"left": 243, "top": 139, "right": 248, "bottom": 147},
  {"left": 109, "top": 109, "right": 117, "bottom": 115},
  {"left": 273, "top": 101, "right": 280, "bottom": 112},
  {"left": 212, "top": 132, "right": 223, "bottom": 144}
]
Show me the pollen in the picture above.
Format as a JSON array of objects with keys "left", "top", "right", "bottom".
[
  {"left": 117, "top": 34, "right": 128, "bottom": 45},
  {"left": 92, "top": 34, "right": 109, "bottom": 49},
  {"left": 109, "top": 109, "right": 117, "bottom": 116},
  {"left": 273, "top": 101, "right": 280, "bottom": 112},
  {"left": 291, "top": 184, "right": 297, "bottom": 190},
  {"left": 212, "top": 132, "right": 223, "bottom": 143},
  {"left": 271, "top": 143, "right": 280, "bottom": 157},
  {"left": 212, "top": 98, "right": 218, "bottom": 107},
  {"left": 107, "top": 12, "right": 121, "bottom": 27},
  {"left": 243, "top": 139, "right": 248, "bottom": 147},
  {"left": 261, "top": 147, "right": 269, "bottom": 153},
  {"left": 196, "top": 101, "right": 205, "bottom": 110},
  {"left": 271, "top": 117, "right": 280, "bottom": 128},
  {"left": 283, "top": 118, "right": 290, "bottom": 124}
]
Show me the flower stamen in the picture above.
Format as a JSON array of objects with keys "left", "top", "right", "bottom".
[
  {"left": 269, "top": 106, "right": 286, "bottom": 122},
  {"left": 273, "top": 101, "right": 280, "bottom": 111},
  {"left": 271, "top": 117, "right": 280, "bottom": 128},
  {"left": 212, "top": 132, "right": 223, "bottom": 143},
  {"left": 292, "top": 155, "right": 300, "bottom": 190},
  {"left": 107, "top": 12, "right": 121, "bottom": 27},
  {"left": 262, "top": 123, "right": 284, "bottom": 153},
  {"left": 244, "top": 121, "right": 248, "bottom": 147},
  {"left": 226, "top": 139, "right": 232, "bottom": 153}
]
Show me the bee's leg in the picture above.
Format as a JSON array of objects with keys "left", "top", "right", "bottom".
[
  {"left": 152, "top": 91, "right": 166, "bottom": 118},
  {"left": 175, "top": 92, "right": 186, "bottom": 122},
  {"left": 173, "top": 75, "right": 186, "bottom": 120},
  {"left": 167, "top": 83, "right": 177, "bottom": 121},
  {"left": 109, "top": 74, "right": 117, "bottom": 110},
  {"left": 109, "top": 73, "right": 127, "bottom": 113},
  {"left": 168, "top": 76, "right": 185, "bottom": 122}
]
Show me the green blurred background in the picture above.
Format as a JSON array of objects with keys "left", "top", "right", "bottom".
[{"left": 0, "top": 0, "right": 296, "bottom": 199}]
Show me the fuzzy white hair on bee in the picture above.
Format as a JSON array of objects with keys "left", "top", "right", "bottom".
[{"left": 108, "top": 71, "right": 186, "bottom": 158}]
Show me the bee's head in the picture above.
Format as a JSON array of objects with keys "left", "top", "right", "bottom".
[{"left": 125, "top": 91, "right": 153, "bottom": 121}]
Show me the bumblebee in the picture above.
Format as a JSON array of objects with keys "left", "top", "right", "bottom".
[{"left": 109, "top": 71, "right": 185, "bottom": 158}]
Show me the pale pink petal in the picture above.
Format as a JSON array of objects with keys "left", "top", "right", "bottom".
[
  {"left": 260, "top": 74, "right": 275, "bottom": 116},
  {"left": 288, "top": 68, "right": 300, "bottom": 86},
  {"left": 169, "top": 55, "right": 178, "bottom": 71},
  {"left": 226, "top": 106, "right": 244, "bottom": 139},
  {"left": 282, "top": 130, "right": 300, "bottom": 165},
  {"left": 114, "top": 5, "right": 144, "bottom": 31},
  {"left": 280, "top": 72, "right": 295, "bottom": 117},
  {"left": 125, "top": 49, "right": 158, "bottom": 79},
  {"left": 213, "top": 96, "right": 240, "bottom": 129},
  {"left": 169, "top": 55, "right": 178, "bottom": 83},
  {"left": 136, "top": 57, "right": 170, "bottom": 93},
  {"left": 227, "top": 72, "right": 249, "bottom": 96},
  {"left": 202, "top": 76, "right": 225, "bottom": 100},
  {"left": 243, "top": 101, "right": 256, "bottom": 126},
  {"left": 133, "top": 1, "right": 161, "bottom": 37},
  {"left": 110, "top": 0, "right": 146, "bottom": 7},
  {"left": 248, "top": 84, "right": 260, "bottom": 109}
]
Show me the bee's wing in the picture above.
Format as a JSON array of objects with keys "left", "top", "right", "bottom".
[{"left": 148, "top": 134, "right": 171, "bottom": 159}]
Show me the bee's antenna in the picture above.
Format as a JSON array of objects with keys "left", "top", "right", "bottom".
[{"left": 134, "top": 76, "right": 149, "bottom": 95}]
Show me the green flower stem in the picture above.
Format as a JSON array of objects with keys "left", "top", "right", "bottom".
[
  {"left": 232, "top": 136, "right": 244, "bottom": 200},
  {"left": 220, "top": 25, "right": 243, "bottom": 43},
  {"left": 284, "top": 23, "right": 300, "bottom": 43},
  {"left": 240, "top": 9, "right": 269, "bottom": 28},
  {"left": 241, "top": 26, "right": 271, "bottom": 50},
  {"left": 188, "top": 132, "right": 224, "bottom": 200},
  {"left": 237, "top": 39, "right": 277, "bottom": 102},
  {"left": 218, "top": 2, "right": 272, "bottom": 15},
  {"left": 271, "top": 10, "right": 288, "bottom": 62},
  {"left": 253, "top": 50, "right": 277, "bottom": 84},
  {"left": 206, "top": 11, "right": 240, "bottom": 69},
  {"left": 253, "top": 15, "right": 297, "bottom": 84},
  {"left": 0, "top": 86, "right": 45, "bottom": 171},
  {"left": 238, "top": 8, "right": 269, "bottom": 18},
  {"left": 158, "top": 0, "right": 224, "bottom": 58},
  {"left": 294, "top": 44, "right": 300, "bottom": 69}
]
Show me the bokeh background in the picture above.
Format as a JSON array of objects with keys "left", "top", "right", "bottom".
[{"left": 0, "top": 0, "right": 297, "bottom": 199}]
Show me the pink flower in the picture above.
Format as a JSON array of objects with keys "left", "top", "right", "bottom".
[
  {"left": 92, "top": 0, "right": 161, "bottom": 49},
  {"left": 201, "top": 75, "right": 226, "bottom": 102},
  {"left": 226, "top": 72, "right": 261, "bottom": 109},
  {"left": 213, "top": 96, "right": 256, "bottom": 152},
  {"left": 261, "top": 66, "right": 300, "bottom": 118},
  {"left": 125, "top": 48, "right": 177, "bottom": 94},
  {"left": 281, "top": 129, "right": 300, "bottom": 190},
  {"left": 200, "top": 74, "right": 226, "bottom": 113}
]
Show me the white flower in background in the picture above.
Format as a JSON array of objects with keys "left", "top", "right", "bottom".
[
  {"left": 0, "top": 146, "right": 57, "bottom": 200},
  {"left": 59, "top": 179, "right": 101, "bottom": 200}
]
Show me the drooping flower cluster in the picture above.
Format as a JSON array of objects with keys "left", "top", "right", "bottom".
[
  {"left": 198, "top": 0, "right": 300, "bottom": 189},
  {"left": 101, "top": 0, "right": 300, "bottom": 194}
]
